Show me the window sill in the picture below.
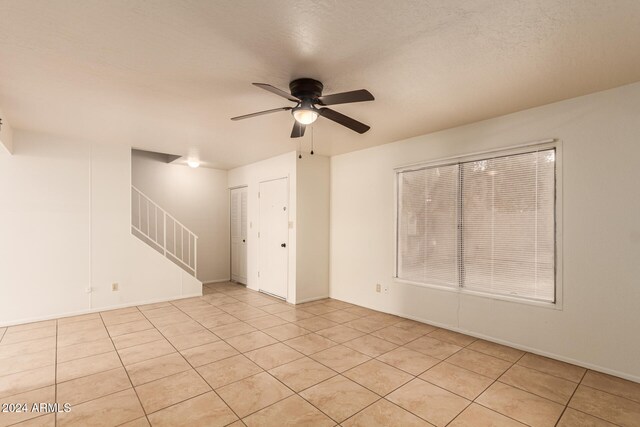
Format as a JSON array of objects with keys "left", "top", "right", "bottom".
[{"left": 393, "top": 277, "right": 562, "bottom": 310}]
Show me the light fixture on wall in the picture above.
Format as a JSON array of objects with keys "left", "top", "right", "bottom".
[{"left": 187, "top": 159, "right": 200, "bottom": 168}]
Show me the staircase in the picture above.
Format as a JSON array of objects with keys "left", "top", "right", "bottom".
[{"left": 131, "top": 185, "right": 198, "bottom": 277}]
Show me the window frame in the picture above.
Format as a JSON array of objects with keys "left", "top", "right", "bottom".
[{"left": 393, "top": 139, "right": 563, "bottom": 309}]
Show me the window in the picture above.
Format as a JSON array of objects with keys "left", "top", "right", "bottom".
[{"left": 396, "top": 144, "right": 557, "bottom": 303}]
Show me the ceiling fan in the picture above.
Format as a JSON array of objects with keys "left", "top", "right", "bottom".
[{"left": 231, "top": 78, "right": 374, "bottom": 138}]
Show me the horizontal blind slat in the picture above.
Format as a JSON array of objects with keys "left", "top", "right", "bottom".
[
  {"left": 462, "top": 149, "right": 555, "bottom": 302},
  {"left": 398, "top": 164, "right": 459, "bottom": 286},
  {"left": 397, "top": 147, "right": 556, "bottom": 303}
]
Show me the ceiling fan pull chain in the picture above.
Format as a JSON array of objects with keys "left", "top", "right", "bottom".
[
  {"left": 311, "top": 125, "right": 314, "bottom": 155},
  {"left": 298, "top": 138, "right": 302, "bottom": 159}
]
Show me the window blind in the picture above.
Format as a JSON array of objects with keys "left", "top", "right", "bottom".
[
  {"left": 461, "top": 150, "right": 555, "bottom": 301},
  {"left": 396, "top": 147, "right": 556, "bottom": 303},
  {"left": 397, "top": 164, "right": 459, "bottom": 287}
]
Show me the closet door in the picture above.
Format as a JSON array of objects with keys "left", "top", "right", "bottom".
[{"left": 230, "top": 186, "right": 248, "bottom": 284}]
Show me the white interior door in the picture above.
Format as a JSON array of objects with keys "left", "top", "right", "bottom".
[
  {"left": 230, "top": 187, "right": 247, "bottom": 284},
  {"left": 258, "top": 177, "right": 289, "bottom": 299}
]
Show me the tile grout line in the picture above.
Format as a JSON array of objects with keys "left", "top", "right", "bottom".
[
  {"left": 98, "top": 309, "right": 152, "bottom": 426},
  {"left": 5, "top": 412, "right": 52, "bottom": 427},
  {"left": 3, "top": 327, "right": 59, "bottom": 427},
  {"left": 260, "top": 371, "right": 351, "bottom": 424},
  {"left": 448, "top": 402, "right": 526, "bottom": 427},
  {"left": 0, "top": 331, "right": 56, "bottom": 347},
  {"left": 577, "top": 383, "right": 640, "bottom": 405},
  {"left": 562, "top": 406, "right": 624, "bottom": 427},
  {"left": 514, "top": 358, "right": 587, "bottom": 384},
  {"left": 493, "top": 375, "right": 573, "bottom": 409},
  {"left": 552, "top": 368, "right": 585, "bottom": 427},
  {"left": 138, "top": 388, "right": 216, "bottom": 422},
  {"left": 7, "top": 328, "right": 386, "bottom": 419},
  {"left": 57, "top": 367, "right": 129, "bottom": 403},
  {"left": 3, "top": 284, "right": 636, "bottom": 427},
  {"left": 178, "top": 296, "right": 315, "bottom": 424},
  {"left": 0, "top": 350, "right": 55, "bottom": 376},
  {"left": 168, "top": 294, "right": 354, "bottom": 424},
  {"left": 344, "top": 359, "right": 416, "bottom": 395},
  {"left": 335, "top": 397, "right": 391, "bottom": 426},
  {"left": 200, "top": 286, "right": 637, "bottom": 426},
  {"left": 418, "top": 359, "right": 484, "bottom": 402},
  {"left": 137, "top": 301, "right": 247, "bottom": 424},
  {"left": 459, "top": 351, "right": 541, "bottom": 427},
  {"left": 488, "top": 351, "right": 613, "bottom": 410},
  {"left": 207, "top": 286, "right": 431, "bottom": 425},
  {"left": 561, "top": 381, "right": 632, "bottom": 427},
  {"left": 191, "top": 335, "right": 337, "bottom": 392},
  {"left": 0, "top": 320, "right": 55, "bottom": 334},
  {"left": 55, "top": 335, "right": 148, "bottom": 366}
]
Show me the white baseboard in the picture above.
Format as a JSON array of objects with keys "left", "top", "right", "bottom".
[
  {"left": 0, "top": 292, "right": 203, "bottom": 328},
  {"left": 329, "top": 295, "right": 640, "bottom": 384},
  {"left": 202, "top": 278, "right": 231, "bottom": 284},
  {"left": 296, "top": 295, "right": 330, "bottom": 304}
]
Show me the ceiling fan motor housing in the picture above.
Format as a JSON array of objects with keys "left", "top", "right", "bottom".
[{"left": 289, "top": 78, "right": 324, "bottom": 100}]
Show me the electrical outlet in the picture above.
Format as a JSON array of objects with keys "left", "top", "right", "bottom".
[
  {"left": 376, "top": 283, "right": 381, "bottom": 293},
  {"left": 111, "top": 283, "right": 119, "bottom": 291}
]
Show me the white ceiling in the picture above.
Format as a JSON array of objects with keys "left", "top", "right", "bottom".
[{"left": 1, "top": 0, "right": 640, "bottom": 169}]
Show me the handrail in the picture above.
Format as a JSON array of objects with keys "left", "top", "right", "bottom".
[
  {"left": 131, "top": 185, "right": 198, "bottom": 276},
  {"left": 131, "top": 185, "right": 198, "bottom": 238}
]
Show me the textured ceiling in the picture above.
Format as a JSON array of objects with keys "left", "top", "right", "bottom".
[{"left": 1, "top": 0, "right": 640, "bottom": 169}]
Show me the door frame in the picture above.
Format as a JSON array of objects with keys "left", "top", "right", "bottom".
[
  {"left": 258, "top": 176, "right": 289, "bottom": 300},
  {"left": 229, "top": 185, "right": 248, "bottom": 286}
]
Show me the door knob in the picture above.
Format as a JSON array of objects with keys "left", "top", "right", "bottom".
[{"left": 281, "top": 243, "right": 286, "bottom": 248}]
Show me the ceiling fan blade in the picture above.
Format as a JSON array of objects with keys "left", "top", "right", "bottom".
[
  {"left": 253, "top": 83, "right": 300, "bottom": 102},
  {"left": 291, "top": 121, "right": 306, "bottom": 138},
  {"left": 318, "top": 108, "right": 370, "bottom": 134},
  {"left": 230, "top": 107, "right": 292, "bottom": 121},
  {"left": 317, "top": 89, "right": 374, "bottom": 106}
]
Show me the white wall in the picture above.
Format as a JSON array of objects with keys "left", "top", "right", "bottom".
[
  {"left": 131, "top": 150, "right": 229, "bottom": 283},
  {"left": 0, "top": 131, "right": 200, "bottom": 326},
  {"left": 228, "top": 152, "right": 298, "bottom": 303},
  {"left": 0, "top": 109, "right": 13, "bottom": 154},
  {"left": 0, "top": 133, "right": 91, "bottom": 324},
  {"left": 330, "top": 82, "right": 640, "bottom": 381},
  {"left": 92, "top": 144, "right": 201, "bottom": 310},
  {"left": 296, "top": 154, "right": 330, "bottom": 303}
]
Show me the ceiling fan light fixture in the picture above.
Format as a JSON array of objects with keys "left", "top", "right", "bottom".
[
  {"left": 292, "top": 101, "right": 319, "bottom": 125},
  {"left": 293, "top": 108, "right": 318, "bottom": 125}
]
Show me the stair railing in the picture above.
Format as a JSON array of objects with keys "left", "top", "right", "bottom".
[{"left": 131, "top": 185, "right": 198, "bottom": 276}]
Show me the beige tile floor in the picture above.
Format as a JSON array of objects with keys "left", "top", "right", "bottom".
[{"left": 1, "top": 282, "right": 639, "bottom": 427}]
